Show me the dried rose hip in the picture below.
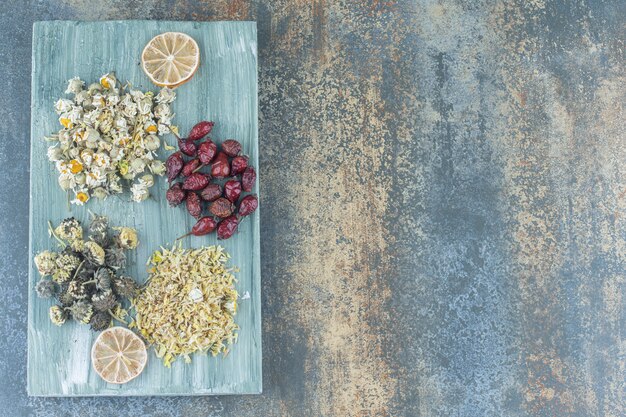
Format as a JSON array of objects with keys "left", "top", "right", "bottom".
[
  {"left": 198, "top": 140, "right": 218, "bottom": 165},
  {"left": 238, "top": 195, "right": 258, "bottom": 216},
  {"left": 241, "top": 166, "right": 256, "bottom": 192},
  {"left": 166, "top": 152, "right": 184, "bottom": 182},
  {"left": 186, "top": 192, "right": 202, "bottom": 218},
  {"left": 182, "top": 173, "right": 210, "bottom": 191},
  {"left": 217, "top": 215, "right": 238, "bottom": 240},
  {"left": 191, "top": 216, "right": 217, "bottom": 236},
  {"left": 209, "top": 197, "right": 235, "bottom": 218},
  {"left": 178, "top": 138, "right": 197, "bottom": 156},
  {"left": 188, "top": 121, "right": 214, "bottom": 141},
  {"left": 182, "top": 158, "right": 201, "bottom": 177},
  {"left": 221, "top": 139, "right": 242, "bottom": 157},
  {"left": 231, "top": 155, "right": 249, "bottom": 176},
  {"left": 224, "top": 180, "right": 242, "bottom": 203},
  {"left": 211, "top": 152, "right": 230, "bottom": 178},
  {"left": 200, "top": 183, "right": 222, "bottom": 202},
  {"left": 166, "top": 183, "right": 186, "bottom": 207}
]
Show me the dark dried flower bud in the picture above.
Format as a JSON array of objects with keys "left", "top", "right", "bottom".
[
  {"left": 113, "top": 275, "right": 138, "bottom": 299},
  {"left": 92, "top": 289, "right": 117, "bottom": 312},
  {"left": 104, "top": 246, "right": 126, "bottom": 269},
  {"left": 89, "top": 213, "right": 109, "bottom": 246},
  {"left": 94, "top": 268, "right": 113, "bottom": 290},
  {"left": 89, "top": 311, "right": 112, "bottom": 331},
  {"left": 56, "top": 282, "right": 75, "bottom": 306},
  {"left": 35, "top": 279, "right": 56, "bottom": 298}
]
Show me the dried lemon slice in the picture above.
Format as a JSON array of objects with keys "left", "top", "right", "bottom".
[
  {"left": 141, "top": 32, "right": 200, "bottom": 88},
  {"left": 91, "top": 327, "right": 147, "bottom": 384}
]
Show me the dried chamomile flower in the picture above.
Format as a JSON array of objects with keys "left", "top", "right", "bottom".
[
  {"left": 116, "top": 227, "right": 139, "bottom": 250},
  {"left": 49, "top": 305, "right": 68, "bottom": 326},
  {"left": 46, "top": 73, "right": 177, "bottom": 205},
  {"left": 84, "top": 241, "right": 105, "bottom": 265},
  {"left": 69, "top": 301, "right": 94, "bottom": 324},
  {"left": 34, "top": 251, "right": 57, "bottom": 276},
  {"left": 65, "top": 77, "right": 84, "bottom": 95},
  {"left": 90, "top": 311, "right": 112, "bottom": 331},
  {"left": 92, "top": 289, "right": 117, "bottom": 312},
  {"left": 35, "top": 279, "right": 56, "bottom": 298},
  {"left": 55, "top": 218, "right": 83, "bottom": 241}
]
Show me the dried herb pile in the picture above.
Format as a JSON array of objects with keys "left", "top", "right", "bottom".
[
  {"left": 45, "top": 72, "right": 177, "bottom": 205},
  {"left": 34, "top": 214, "right": 140, "bottom": 331},
  {"left": 130, "top": 245, "right": 238, "bottom": 367}
]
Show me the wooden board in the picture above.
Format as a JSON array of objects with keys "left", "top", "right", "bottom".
[{"left": 28, "top": 20, "right": 261, "bottom": 396}]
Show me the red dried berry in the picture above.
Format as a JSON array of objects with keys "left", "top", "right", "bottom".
[
  {"left": 198, "top": 140, "right": 218, "bottom": 165},
  {"left": 166, "top": 152, "right": 184, "bottom": 182},
  {"left": 221, "top": 139, "right": 242, "bottom": 157},
  {"left": 209, "top": 197, "right": 235, "bottom": 218},
  {"left": 191, "top": 216, "right": 217, "bottom": 236},
  {"left": 224, "top": 180, "right": 242, "bottom": 203},
  {"left": 186, "top": 192, "right": 202, "bottom": 219},
  {"left": 217, "top": 215, "right": 238, "bottom": 240},
  {"left": 211, "top": 152, "right": 230, "bottom": 178},
  {"left": 182, "top": 173, "right": 210, "bottom": 191},
  {"left": 238, "top": 194, "right": 258, "bottom": 216},
  {"left": 231, "top": 155, "right": 249, "bottom": 176},
  {"left": 178, "top": 137, "right": 197, "bottom": 156},
  {"left": 188, "top": 121, "right": 214, "bottom": 141},
  {"left": 182, "top": 158, "right": 201, "bottom": 177},
  {"left": 166, "top": 183, "right": 186, "bottom": 207},
  {"left": 200, "top": 183, "right": 222, "bottom": 202},
  {"left": 241, "top": 166, "right": 256, "bottom": 192}
]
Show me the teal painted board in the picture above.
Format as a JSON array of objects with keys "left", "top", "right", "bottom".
[{"left": 28, "top": 21, "right": 261, "bottom": 396}]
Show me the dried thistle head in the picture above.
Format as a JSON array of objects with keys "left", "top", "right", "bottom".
[
  {"left": 89, "top": 213, "right": 110, "bottom": 246},
  {"left": 52, "top": 268, "right": 71, "bottom": 283},
  {"left": 92, "top": 289, "right": 117, "bottom": 312},
  {"left": 55, "top": 218, "right": 83, "bottom": 241},
  {"left": 56, "top": 282, "right": 75, "bottom": 306},
  {"left": 112, "top": 275, "right": 138, "bottom": 299},
  {"left": 69, "top": 301, "right": 93, "bottom": 324},
  {"left": 67, "top": 280, "right": 88, "bottom": 300},
  {"left": 49, "top": 305, "right": 68, "bottom": 326},
  {"left": 93, "top": 268, "right": 113, "bottom": 290},
  {"left": 104, "top": 246, "right": 126, "bottom": 269},
  {"left": 56, "top": 252, "right": 81, "bottom": 273},
  {"left": 84, "top": 241, "right": 105, "bottom": 265}
]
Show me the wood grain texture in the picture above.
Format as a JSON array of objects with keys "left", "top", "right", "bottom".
[{"left": 27, "top": 20, "right": 261, "bottom": 396}]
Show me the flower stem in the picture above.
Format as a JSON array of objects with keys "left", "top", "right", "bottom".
[{"left": 48, "top": 221, "right": 67, "bottom": 248}]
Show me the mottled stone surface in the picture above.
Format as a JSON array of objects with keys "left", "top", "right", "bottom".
[{"left": 0, "top": 0, "right": 624, "bottom": 416}]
